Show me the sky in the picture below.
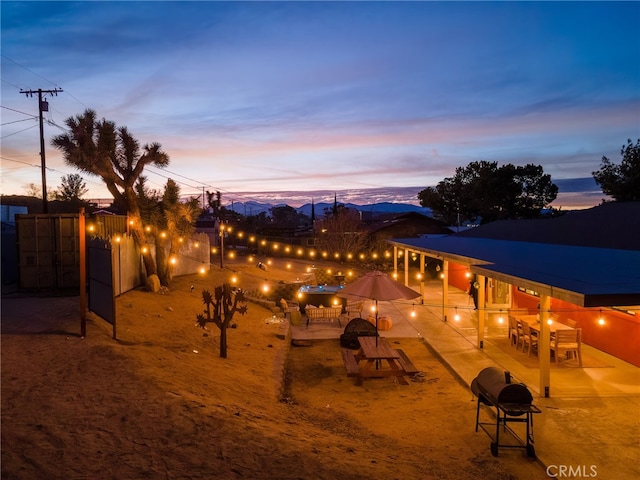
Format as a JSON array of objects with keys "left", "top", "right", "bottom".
[{"left": 1, "top": 1, "right": 639, "bottom": 209}]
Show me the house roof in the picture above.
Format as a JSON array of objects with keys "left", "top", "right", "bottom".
[
  {"left": 388, "top": 235, "right": 640, "bottom": 308},
  {"left": 457, "top": 201, "right": 640, "bottom": 251},
  {"left": 366, "top": 212, "right": 452, "bottom": 236}
]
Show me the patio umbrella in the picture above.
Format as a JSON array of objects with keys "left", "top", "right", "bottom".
[{"left": 338, "top": 270, "right": 421, "bottom": 344}]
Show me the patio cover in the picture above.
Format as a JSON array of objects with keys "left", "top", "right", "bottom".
[{"left": 387, "top": 236, "right": 640, "bottom": 307}]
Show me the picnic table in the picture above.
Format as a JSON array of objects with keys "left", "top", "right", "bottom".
[{"left": 341, "top": 336, "right": 418, "bottom": 386}]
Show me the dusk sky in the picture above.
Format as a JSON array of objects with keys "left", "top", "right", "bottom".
[{"left": 2, "top": 1, "right": 639, "bottom": 209}]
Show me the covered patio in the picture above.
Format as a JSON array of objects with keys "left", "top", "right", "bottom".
[{"left": 388, "top": 236, "right": 640, "bottom": 398}]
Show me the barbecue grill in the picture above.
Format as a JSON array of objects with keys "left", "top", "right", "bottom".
[
  {"left": 340, "top": 318, "right": 377, "bottom": 349},
  {"left": 471, "top": 367, "right": 541, "bottom": 458}
]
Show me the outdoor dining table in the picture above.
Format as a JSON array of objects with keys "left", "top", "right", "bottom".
[
  {"left": 354, "top": 336, "right": 410, "bottom": 385},
  {"left": 520, "top": 318, "right": 574, "bottom": 335}
]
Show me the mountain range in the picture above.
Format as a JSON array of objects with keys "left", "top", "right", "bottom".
[{"left": 224, "top": 200, "right": 433, "bottom": 218}]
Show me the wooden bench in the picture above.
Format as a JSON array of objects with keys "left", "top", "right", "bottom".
[
  {"left": 341, "top": 348, "right": 360, "bottom": 376},
  {"left": 395, "top": 349, "right": 419, "bottom": 375}
]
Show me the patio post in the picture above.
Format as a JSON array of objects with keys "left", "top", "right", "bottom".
[
  {"left": 477, "top": 275, "right": 486, "bottom": 349},
  {"left": 393, "top": 246, "right": 398, "bottom": 277},
  {"left": 404, "top": 248, "right": 409, "bottom": 286},
  {"left": 419, "top": 253, "right": 425, "bottom": 303},
  {"left": 539, "top": 294, "right": 552, "bottom": 397},
  {"left": 442, "top": 260, "right": 449, "bottom": 321}
]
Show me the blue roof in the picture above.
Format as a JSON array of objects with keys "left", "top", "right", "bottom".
[{"left": 388, "top": 236, "right": 640, "bottom": 307}]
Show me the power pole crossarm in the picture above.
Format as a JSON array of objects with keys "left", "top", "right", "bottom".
[{"left": 20, "top": 88, "right": 63, "bottom": 213}]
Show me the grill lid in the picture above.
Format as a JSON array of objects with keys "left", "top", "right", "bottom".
[{"left": 471, "top": 367, "right": 533, "bottom": 406}]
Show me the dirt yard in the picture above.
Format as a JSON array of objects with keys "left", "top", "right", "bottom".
[{"left": 1, "top": 259, "right": 547, "bottom": 479}]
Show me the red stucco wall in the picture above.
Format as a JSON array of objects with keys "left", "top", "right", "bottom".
[{"left": 512, "top": 288, "right": 640, "bottom": 367}]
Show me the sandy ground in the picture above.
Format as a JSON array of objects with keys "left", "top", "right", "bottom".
[{"left": 1, "top": 259, "right": 547, "bottom": 479}]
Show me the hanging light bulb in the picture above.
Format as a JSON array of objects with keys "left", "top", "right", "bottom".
[
  {"left": 497, "top": 310, "right": 504, "bottom": 324},
  {"left": 411, "top": 304, "right": 416, "bottom": 318},
  {"left": 454, "top": 307, "right": 460, "bottom": 322},
  {"left": 598, "top": 310, "right": 605, "bottom": 326}
]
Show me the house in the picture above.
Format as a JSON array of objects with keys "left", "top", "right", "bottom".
[
  {"left": 387, "top": 202, "right": 640, "bottom": 396},
  {"left": 365, "top": 211, "right": 452, "bottom": 240}
]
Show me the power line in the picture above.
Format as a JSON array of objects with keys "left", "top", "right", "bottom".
[
  {"left": 0, "top": 155, "right": 109, "bottom": 190},
  {"left": 2, "top": 117, "right": 37, "bottom": 126},
  {"left": 0, "top": 124, "right": 38, "bottom": 139},
  {"left": 1, "top": 105, "right": 38, "bottom": 118},
  {"left": 2, "top": 55, "right": 62, "bottom": 89}
]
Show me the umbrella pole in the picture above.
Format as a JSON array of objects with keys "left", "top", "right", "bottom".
[
  {"left": 375, "top": 300, "right": 380, "bottom": 370},
  {"left": 375, "top": 300, "right": 379, "bottom": 345}
]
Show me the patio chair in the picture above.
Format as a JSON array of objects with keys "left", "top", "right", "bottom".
[
  {"left": 515, "top": 320, "right": 526, "bottom": 350},
  {"left": 279, "top": 298, "right": 300, "bottom": 317},
  {"left": 521, "top": 322, "right": 538, "bottom": 357},
  {"left": 345, "top": 300, "right": 364, "bottom": 320},
  {"left": 551, "top": 328, "right": 582, "bottom": 366},
  {"left": 508, "top": 315, "right": 521, "bottom": 347}
]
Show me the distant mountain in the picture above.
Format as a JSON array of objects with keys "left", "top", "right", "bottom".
[{"left": 225, "top": 200, "right": 432, "bottom": 218}]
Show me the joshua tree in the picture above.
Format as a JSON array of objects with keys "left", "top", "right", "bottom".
[
  {"left": 196, "top": 284, "right": 248, "bottom": 358},
  {"left": 52, "top": 109, "right": 169, "bottom": 277}
]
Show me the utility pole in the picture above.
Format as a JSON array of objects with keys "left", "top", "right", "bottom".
[{"left": 20, "top": 88, "right": 63, "bottom": 213}]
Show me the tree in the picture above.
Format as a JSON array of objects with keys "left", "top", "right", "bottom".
[
  {"left": 270, "top": 205, "right": 306, "bottom": 229},
  {"left": 196, "top": 284, "right": 248, "bottom": 358},
  {"left": 24, "top": 183, "right": 56, "bottom": 201},
  {"left": 52, "top": 109, "right": 169, "bottom": 277},
  {"left": 55, "top": 173, "right": 88, "bottom": 201},
  {"left": 155, "top": 179, "right": 201, "bottom": 285},
  {"left": 205, "top": 190, "right": 222, "bottom": 217},
  {"left": 24, "top": 183, "right": 42, "bottom": 198},
  {"left": 592, "top": 139, "right": 640, "bottom": 201},
  {"left": 418, "top": 161, "right": 558, "bottom": 224},
  {"left": 315, "top": 205, "right": 368, "bottom": 258}
]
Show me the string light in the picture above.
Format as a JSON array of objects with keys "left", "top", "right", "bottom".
[
  {"left": 497, "top": 309, "right": 504, "bottom": 324},
  {"left": 454, "top": 307, "right": 460, "bottom": 322},
  {"left": 411, "top": 303, "right": 416, "bottom": 318}
]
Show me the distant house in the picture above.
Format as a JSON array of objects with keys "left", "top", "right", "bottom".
[
  {"left": 366, "top": 212, "right": 452, "bottom": 240},
  {"left": 195, "top": 213, "right": 219, "bottom": 247}
]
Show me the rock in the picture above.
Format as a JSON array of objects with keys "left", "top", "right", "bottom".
[{"left": 146, "top": 274, "right": 160, "bottom": 292}]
